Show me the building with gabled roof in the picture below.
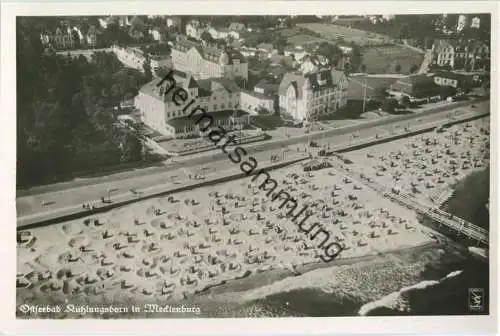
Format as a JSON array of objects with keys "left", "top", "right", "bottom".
[
  {"left": 134, "top": 70, "right": 251, "bottom": 137},
  {"left": 390, "top": 74, "right": 439, "bottom": 98},
  {"left": 112, "top": 45, "right": 170, "bottom": 76},
  {"left": 432, "top": 38, "right": 490, "bottom": 71},
  {"left": 278, "top": 68, "right": 349, "bottom": 121},
  {"left": 186, "top": 20, "right": 208, "bottom": 40},
  {"left": 171, "top": 35, "right": 248, "bottom": 80},
  {"left": 86, "top": 25, "right": 98, "bottom": 47},
  {"left": 240, "top": 79, "right": 279, "bottom": 115},
  {"left": 229, "top": 22, "right": 246, "bottom": 32},
  {"left": 432, "top": 71, "right": 473, "bottom": 90},
  {"left": 166, "top": 16, "right": 182, "bottom": 31},
  {"left": 299, "top": 54, "right": 330, "bottom": 74}
]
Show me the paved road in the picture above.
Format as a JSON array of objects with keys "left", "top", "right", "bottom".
[
  {"left": 17, "top": 153, "right": 309, "bottom": 228},
  {"left": 18, "top": 99, "right": 489, "bottom": 199},
  {"left": 17, "top": 100, "right": 489, "bottom": 222}
]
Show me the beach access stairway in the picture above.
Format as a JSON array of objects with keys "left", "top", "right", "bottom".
[{"left": 331, "top": 160, "right": 489, "bottom": 247}]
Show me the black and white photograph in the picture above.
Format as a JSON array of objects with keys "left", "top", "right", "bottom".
[{"left": 1, "top": 1, "right": 497, "bottom": 334}]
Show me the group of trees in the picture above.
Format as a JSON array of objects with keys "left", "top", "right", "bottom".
[
  {"left": 346, "top": 14, "right": 490, "bottom": 50},
  {"left": 17, "top": 19, "right": 150, "bottom": 187},
  {"left": 316, "top": 42, "right": 344, "bottom": 67}
]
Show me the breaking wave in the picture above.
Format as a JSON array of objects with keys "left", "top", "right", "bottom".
[{"left": 358, "top": 270, "right": 463, "bottom": 316}]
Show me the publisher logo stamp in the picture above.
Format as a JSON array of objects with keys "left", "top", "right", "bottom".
[{"left": 468, "top": 288, "right": 484, "bottom": 312}]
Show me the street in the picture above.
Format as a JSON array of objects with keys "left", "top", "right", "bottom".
[{"left": 17, "top": 99, "right": 489, "bottom": 224}]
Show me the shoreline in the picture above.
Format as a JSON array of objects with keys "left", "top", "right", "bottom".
[{"left": 192, "top": 240, "right": 443, "bottom": 300}]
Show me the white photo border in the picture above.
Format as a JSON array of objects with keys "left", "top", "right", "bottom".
[{"left": 1, "top": 1, "right": 498, "bottom": 334}]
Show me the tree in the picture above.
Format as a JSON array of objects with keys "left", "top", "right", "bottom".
[
  {"left": 121, "top": 132, "right": 143, "bottom": 162},
  {"left": 409, "top": 64, "right": 419, "bottom": 74},
  {"left": 201, "top": 31, "right": 214, "bottom": 44},
  {"left": 143, "top": 59, "right": 153, "bottom": 82},
  {"left": 400, "top": 95, "right": 411, "bottom": 108},
  {"left": 316, "top": 42, "right": 343, "bottom": 67},
  {"left": 273, "top": 36, "right": 287, "bottom": 55},
  {"left": 398, "top": 24, "right": 411, "bottom": 39},
  {"left": 16, "top": 18, "right": 149, "bottom": 187},
  {"left": 383, "top": 98, "right": 398, "bottom": 113},
  {"left": 256, "top": 105, "right": 271, "bottom": 115},
  {"left": 374, "top": 87, "right": 389, "bottom": 102},
  {"left": 439, "top": 85, "right": 457, "bottom": 100},
  {"left": 349, "top": 42, "right": 362, "bottom": 73}
]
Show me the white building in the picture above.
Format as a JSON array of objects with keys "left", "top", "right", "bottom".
[
  {"left": 166, "top": 17, "right": 182, "bottom": 30},
  {"left": 186, "top": 20, "right": 206, "bottom": 40},
  {"left": 113, "top": 45, "right": 147, "bottom": 71},
  {"left": 240, "top": 80, "right": 278, "bottom": 115},
  {"left": 171, "top": 35, "right": 248, "bottom": 80},
  {"left": 52, "top": 27, "right": 75, "bottom": 49},
  {"left": 150, "top": 28, "right": 162, "bottom": 41},
  {"left": 284, "top": 45, "right": 308, "bottom": 62},
  {"left": 112, "top": 45, "right": 170, "bottom": 75},
  {"left": 40, "top": 33, "right": 51, "bottom": 47},
  {"left": 150, "top": 55, "right": 172, "bottom": 76},
  {"left": 457, "top": 15, "right": 467, "bottom": 32},
  {"left": 239, "top": 46, "right": 258, "bottom": 57},
  {"left": 208, "top": 27, "right": 230, "bottom": 40},
  {"left": 278, "top": 68, "right": 349, "bottom": 122},
  {"left": 471, "top": 17, "right": 481, "bottom": 29},
  {"left": 299, "top": 54, "right": 330, "bottom": 75},
  {"left": 98, "top": 18, "right": 110, "bottom": 29},
  {"left": 73, "top": 27, "right": 84, "bottom": 44},
  {"left": 135, "top": 70, "right": 249, "bottom": 137},
  {"left": 86, "top": 26, "right": 98, "bottom": 47},
  {"left": 432, "top": 39, "right": 490, "bottom": 71}
]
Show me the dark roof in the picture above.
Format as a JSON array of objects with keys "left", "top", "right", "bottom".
[
  {"left": 242, "top": 90, "right": 273, "bottom": 100},
  {"left": 173, "top": 35, "right": 246, "bottom": 64},
  {"left": 167, "top": 110, "right": 249, "bottom": 128},
  {"left": 394, "top": 75, "right": 434, "bottom": 86},
  {"left": 278, "top": 68, "right": 346, "bottom": 99},
  {"left": 139, "top": 73, "right": 198, "bottom": 102},
  {"left": 434, "top": 39, "right": 489, "bottom": 53},
  {"left": 87, "top": 25, "right": 98, "bottom": 35},
  {"left": 257, "top": 43, "right": 275, "bottom": 52},
  {"left": 140, "top": 74, "right": 241, "bottom": 101},
  {"left": 433, "top": 71, "right": 471, "bottom": 81},
  {"left": 229, "top": 22, "right": 246, "bottom": 31},
  {"left": 254, "top": 79, "right": 279, "bottom": 95}
]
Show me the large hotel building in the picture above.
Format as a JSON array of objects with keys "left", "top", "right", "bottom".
[
  {"left": 170, "top": 35, "right": 248, "bottom": 81},
  {"left": 278, "top": 68, "right": 349, "bottom": 122},
  {"left": 135, "top": 70, "right": 273, "bottom": 138}
]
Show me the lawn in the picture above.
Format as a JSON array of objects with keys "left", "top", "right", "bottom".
[
  {"left": 347, "top": 75, "right": 400, "bottom": 100},
  {"left": 286, "top": 34, "right": 324, "bottom": 46},
  {"left": 296, "top": 23, "right": 393, "bottom": 46},
  {"left": 360, "top": 46, "right": 424, "bottom": 74}
]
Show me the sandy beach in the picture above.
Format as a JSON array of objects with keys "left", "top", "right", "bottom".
[
  {"left": 344, "top": 117, "right": 490, "bottom": 207},
  {"left": 16, "top": 117, "right": 490, "bottom": 317}
]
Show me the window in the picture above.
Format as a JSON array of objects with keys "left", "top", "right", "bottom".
[
  {"left": 221, "top": 103, "right": 225, "bottom": 109},
  {"left": 214, "top": 105, "right": 218, "bottom": 110}
]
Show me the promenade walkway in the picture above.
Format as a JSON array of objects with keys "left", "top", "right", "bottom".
[
  {"left": 17, "top": 153, "right": 308, "bottom": 228},
  {"left": 17, "top": 100, "right": 489, "bottom": 229}
]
